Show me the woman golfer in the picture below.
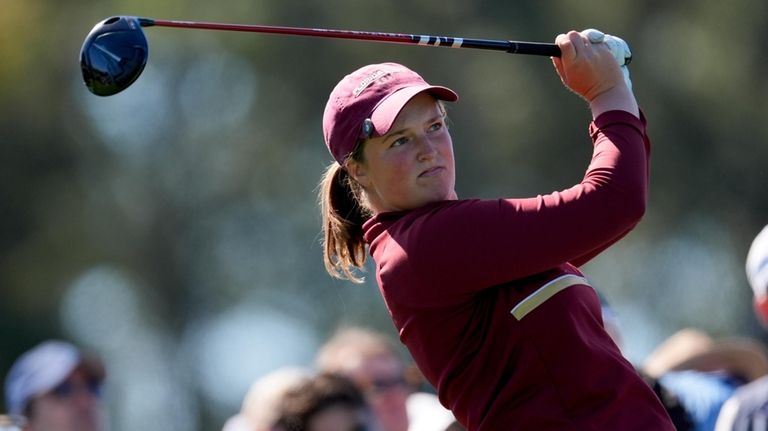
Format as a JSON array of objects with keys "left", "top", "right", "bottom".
[{"left": 317, "top": 30, "right": 675, "bottom": 430}]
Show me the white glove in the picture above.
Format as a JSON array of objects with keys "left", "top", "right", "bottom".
[{"left": 580, "top": 28, "right": 632, "bottom": 89}]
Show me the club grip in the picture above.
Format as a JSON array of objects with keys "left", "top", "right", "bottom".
[{"left": 508, "top": 42, "right": 561, "bottom": 57}]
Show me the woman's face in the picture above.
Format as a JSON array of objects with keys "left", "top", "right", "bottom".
[
  {"left": 308, "top": 405, "right": 369, "bottom": 431},
  {"left": 28, "top": 368, "right": 105, "bottom": 431},
  {"left": 348, "top": 92, "right": 457, "bottom": 213}
]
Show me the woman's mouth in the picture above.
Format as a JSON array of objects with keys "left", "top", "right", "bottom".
[{"left": 419, "top": 166, "right": 444, "bottom": 177}]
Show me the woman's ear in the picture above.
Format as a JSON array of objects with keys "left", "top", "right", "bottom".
[{"left": 345, "top": 160, "right": 370, "bottom": 188}]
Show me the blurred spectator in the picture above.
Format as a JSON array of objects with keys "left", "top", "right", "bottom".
[
  {"left": 0, "top": 414, "right": 27, "bottom": 431},
  {"left": 272, "top": 372, "right": 373, "bottom": 431},
  {"left": 642, "top": 328, "right": 768, "bottom": 431},
  {"left": 637, "top": 368, "right": 696, "bottom": 430},
  {"left": 596, "top": 291, "right": 697, "bottom": 428},
  {"left": 3, "top": 340, "right": 107, "bottom": 431},
  {"left": 746, "top": 224, "right": 768, "bottom": 328},
  {"left": 315, "top": 327, "right": 460, "bottom": 431},
  {"left": 714, "top": 224, "right": 768, "bottom": 430},
  {"left": 221, "top": 367, "right": 311, "bottom": 431},
  {"left": 644, "top": 328, "right": 768, "bottom": 383}
]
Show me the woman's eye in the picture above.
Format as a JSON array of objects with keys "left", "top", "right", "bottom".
[
  {"left": 428, "top": 122, "right": 443, "bottom": 132},
  {"left": 391, "top": 137, "right": 409, "bottom": 147}
]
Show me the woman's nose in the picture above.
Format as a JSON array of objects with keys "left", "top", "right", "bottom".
[{"left": 416, "top": 136, "right": 437, "bottom": 160}]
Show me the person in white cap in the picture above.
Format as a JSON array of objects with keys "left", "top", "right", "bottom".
[
  {"left": 4, "top": 340, "right": 106, "bottom": 431},
  {"left": 745, "top": 225, "right": 768, "bottom": 326},
  {"left": 714, "top": 225, "right": 768, "bottom": 431}
]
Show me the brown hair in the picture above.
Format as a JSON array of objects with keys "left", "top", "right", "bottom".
[
  {"left": 318, "top": 140, "right": 371, "bottom": 283},
  {"left": 273, "top": 373, "right": 368, "bottom": 431},
  {"left": 318, "top": 100, "right": 448, "bottom": 283}
]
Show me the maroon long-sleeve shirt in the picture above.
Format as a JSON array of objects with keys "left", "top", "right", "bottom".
[{"left": 362, "top": 110, "right": 675, "bottom": 430}]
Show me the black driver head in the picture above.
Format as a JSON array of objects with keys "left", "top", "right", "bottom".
[{"left": 80, "top": 16, "right": 148, "bottom": 96}]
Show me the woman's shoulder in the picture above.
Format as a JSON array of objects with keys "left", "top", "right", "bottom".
[
  {"left": 364, "top": 199, "right": 499, "bottom": 245},
  {"left": 383, "top": 199, "right": 494, "bottom": 225}
]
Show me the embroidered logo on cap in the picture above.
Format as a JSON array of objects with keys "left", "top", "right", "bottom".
[{"left": 352, "top": 70, "right": 390, "bottom": 98}]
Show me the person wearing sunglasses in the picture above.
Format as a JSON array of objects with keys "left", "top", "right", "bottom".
[
  {"left": 4, "top": 340, "right": 106, "bottom": 431},
  {"left": 315, "top": 327, "right": 459, "bottom": 431}
]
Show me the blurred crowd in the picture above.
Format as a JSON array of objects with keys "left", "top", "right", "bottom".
[
  {"left": 0, "top": 326, "right": 461, "bottom": 431},
  {"left": 3, "top": 224, "right": 768, "bottom": 430}
]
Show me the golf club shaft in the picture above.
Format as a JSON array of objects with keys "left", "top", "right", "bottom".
[{"left": 137, "top": 18, "right": 561, "bottom": 57}]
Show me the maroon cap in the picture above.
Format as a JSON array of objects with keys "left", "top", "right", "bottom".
[{"left": 322, "top": 62, "right": 458, "bottom": 164}]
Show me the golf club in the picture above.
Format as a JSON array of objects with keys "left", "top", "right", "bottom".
[{"left": 80, "top": 16, "right": 563, "bottom": 96}]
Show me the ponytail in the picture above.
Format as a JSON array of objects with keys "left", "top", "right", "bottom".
[{"left": 318, "top": 162, "right": 371, "bottom": 283}]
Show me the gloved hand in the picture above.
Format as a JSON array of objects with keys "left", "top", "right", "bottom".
[{"left": 580, "top": 29, "right": 632, "bottom": 89}]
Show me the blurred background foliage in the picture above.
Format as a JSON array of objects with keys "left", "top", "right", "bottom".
[{"left": 1, "top": 0, "right": 767, "bottom": 429}]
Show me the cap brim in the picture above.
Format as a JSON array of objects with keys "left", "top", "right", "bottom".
[
  {"left": 643, "top": 328, "right": 768, "bottom": 381},
  {"left": 7, "top": 346, "right": 106, "bottom": 415},
  {"left": 369, "top": 85, "right": 458, "bottom": 137}
]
